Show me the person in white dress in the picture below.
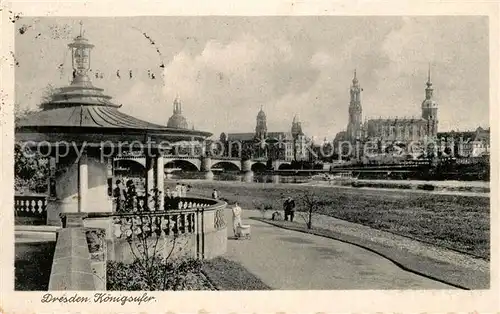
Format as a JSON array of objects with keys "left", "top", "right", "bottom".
[{"left": 232, "top": 202, "right": 243, "bottom": 237}]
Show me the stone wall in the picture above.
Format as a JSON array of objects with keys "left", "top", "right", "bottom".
[{"left": 48, "top": 227, "right": 96, "bottom": 290}]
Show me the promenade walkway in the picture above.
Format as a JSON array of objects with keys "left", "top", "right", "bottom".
[{"left": 223, "top": 208, "right": 454, "bottom": 290}]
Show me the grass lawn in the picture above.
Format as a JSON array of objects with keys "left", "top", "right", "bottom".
[
  {"left": 202, "top": 257, "right": 271, "bottom": 290},
  {"left": 15, "top": 241, "right": 56, "bottom": 291},
  {"left": 185, "top": 181, "right": 490, "bottom": 259}
]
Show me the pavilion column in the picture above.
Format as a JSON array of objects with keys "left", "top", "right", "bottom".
[
  {"left": 155, "top": 155, "right": 164, "bottom": 211},
  {"left": 78, "top": 152, "right": 88, "bottom": 212},
  {"left": 106, "top": 157, "right": 113, "bottom": 200},
  {"left": 145, "top": 156, "right": 155, "bottom": 210}
]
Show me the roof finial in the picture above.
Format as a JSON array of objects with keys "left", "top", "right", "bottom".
[
  {"left": 354, "top": 69, "right": 357, "bottom": 79},
  {"left": 79, "top": 21, "right": 83, "bottom": 37},
  {"left": 428, "top": 62, "right": 431, "bottom": 83},
  {"left": 426, "top": 63, "right": 433, "bottom": 88}
]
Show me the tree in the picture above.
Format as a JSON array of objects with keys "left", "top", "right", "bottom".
[
  {"left": 299, "top": 191, "right": 321, "bottom": 229},
  {"left": 41, "top": 83, "right": 57, "bottom": 104},
  {"left": 14, "top": 143, "right": 49, "bottom": 193}
]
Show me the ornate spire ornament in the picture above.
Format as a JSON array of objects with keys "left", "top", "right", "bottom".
[{"left": 68, "top": 22, "right": 94, "bottom": 83}]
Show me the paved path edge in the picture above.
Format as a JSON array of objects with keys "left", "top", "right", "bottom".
[{"left": 251, "top": 217, "right": 489, "bottom": 290}]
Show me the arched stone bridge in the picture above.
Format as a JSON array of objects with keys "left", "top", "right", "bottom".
[{"left": 113, "top": 155, "right": 292, "bottom": 173}]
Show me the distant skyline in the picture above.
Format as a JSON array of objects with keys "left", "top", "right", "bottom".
[{"left": 15, "top": 16, "right": 489, "bottom": 140}]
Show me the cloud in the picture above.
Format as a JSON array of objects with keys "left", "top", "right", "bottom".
[{"left": 161, "top": 34, "right": 317, "bottom": 136}]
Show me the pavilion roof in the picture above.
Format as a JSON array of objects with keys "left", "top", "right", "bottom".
[{"left": 16, "top": 77, "right": 212, "bottom": 144}]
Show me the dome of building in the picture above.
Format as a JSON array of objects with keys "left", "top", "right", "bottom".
[
  {"left": 167, "top": 114, "right": 188, "bottom": 129},
  {"left": 167, "top": 96, "right": 189, "bottom": 129},
  {"left": 421, "top": 98, "right": 438, "bottom": 108}
]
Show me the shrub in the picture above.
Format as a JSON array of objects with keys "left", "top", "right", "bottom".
[
  {"left": 107, "top": 257, "right": 208, "bottom": 291},
  {"left": 252, "top": 200, "right": 274, "bottom": 218}
]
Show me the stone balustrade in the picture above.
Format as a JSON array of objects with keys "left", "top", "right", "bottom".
[
  {"left": 14, "top": 195, "right": 48, "bottom": 218},
  {"left": 86, "top": 197, "right": 227, "bottom": 263}
]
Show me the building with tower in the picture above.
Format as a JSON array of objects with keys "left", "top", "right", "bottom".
[
  {"left": 255, "top": 106, "right": 268, "bottom": 140},
  {"left": 224, "top": 108, "right": 310, "bottom": 163},
  {"left": 167, "top": 96, "right": 189, "bottom": 129},
  {"left": 334, "top": 66, "right": 439, "bottom": 158},
  {"left": 346, "top": 70, "right": 363, "bottom": 143}
]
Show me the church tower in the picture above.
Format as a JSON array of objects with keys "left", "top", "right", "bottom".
[
  {"left": 255, "top": 106, "right": 267, "bottom": 139},
  {"left": 421, "top": 64, "right": 438, "bottom": 138},
  {"left": 347, "top": 70, "right": 363, "bottom": 142},
  {"left": 291, "top": 114, "right": 303, "bottom": 139}
]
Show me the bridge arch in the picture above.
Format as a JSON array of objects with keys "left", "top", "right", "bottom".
[
  {"left": 114, "top": 159, "right": 145, "bottom": 176},
  {"left": 250, "top": 162, "right": 267, "bottom": 173},
  {"left": 164, "top": 159, "right": 200, "bottom": 172},
  {"left": 211, "top": 161, "right": 241, "bottom": 172}
]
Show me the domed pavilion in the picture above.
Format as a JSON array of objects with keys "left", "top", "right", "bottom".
[{"left": 15, "top": 27, "right": 212, "bottom": 226}]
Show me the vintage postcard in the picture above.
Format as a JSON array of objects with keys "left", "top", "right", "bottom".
[{"left": 1, "top": 0, "right": 498, "bottom": 313}]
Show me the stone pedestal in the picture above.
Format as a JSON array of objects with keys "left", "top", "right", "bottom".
[
  {"left": 241, "top": 159, "right": 254, "bottom": 183},
  {"left": 272, "top": 174, "right": 280, "bottom": 184},
  {"left": 201, "top": 156, "right": 213, "bottom": 181}
]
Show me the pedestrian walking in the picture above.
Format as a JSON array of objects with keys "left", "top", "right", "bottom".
[
  {"left": 283, "top": 197, "right": 290, "bottom": 221},
  {"left": 288, "top": 197, "right": 296, "bottom": 222},
  {"left": 212, "top": 189, "right": 219, "bottom": 199},
  {"left": 232, "top": 202, "right": 243, "bottom": 237}
]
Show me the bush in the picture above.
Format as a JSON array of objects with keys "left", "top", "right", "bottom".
[{"left": 107, "top": 257, "right": 210, "bottom": 291}]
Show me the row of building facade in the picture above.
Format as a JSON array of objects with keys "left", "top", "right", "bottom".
[{"left": 165, "top": 67, "right": 489, "bottom": 162}]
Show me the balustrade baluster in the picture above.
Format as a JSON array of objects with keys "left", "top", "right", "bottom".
[
  {"left": 28, "top": 199, "right": 35, "bottom": 216},
  {"left": 180, "top": 213, "right": 186, "bottom": 234},
  {"left": 186, "top": 213, "right": 191, "bottom": 232},
  {"left": 189, "top": 213, "right": 195, "bottom": 233},
  {"left": 172, "top": 214, "right": 178, "bottom": 235},
  {"left": 34, "top": 199, "right": 40, "bottom": 215},
  {"left": 161, "top": 215, "right": 169, "bottom": 236}
]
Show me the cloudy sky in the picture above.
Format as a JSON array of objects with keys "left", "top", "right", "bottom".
[{"left": 15, "top": 16, "right": 489, "bottom": 140}]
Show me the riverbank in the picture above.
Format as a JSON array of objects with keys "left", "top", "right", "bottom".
[
  {"left": 305, "top": 178, "right": 490, "bottom": 195},
  {"left": 179, "top": 180, "right": 490, "bottom": 259}
]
